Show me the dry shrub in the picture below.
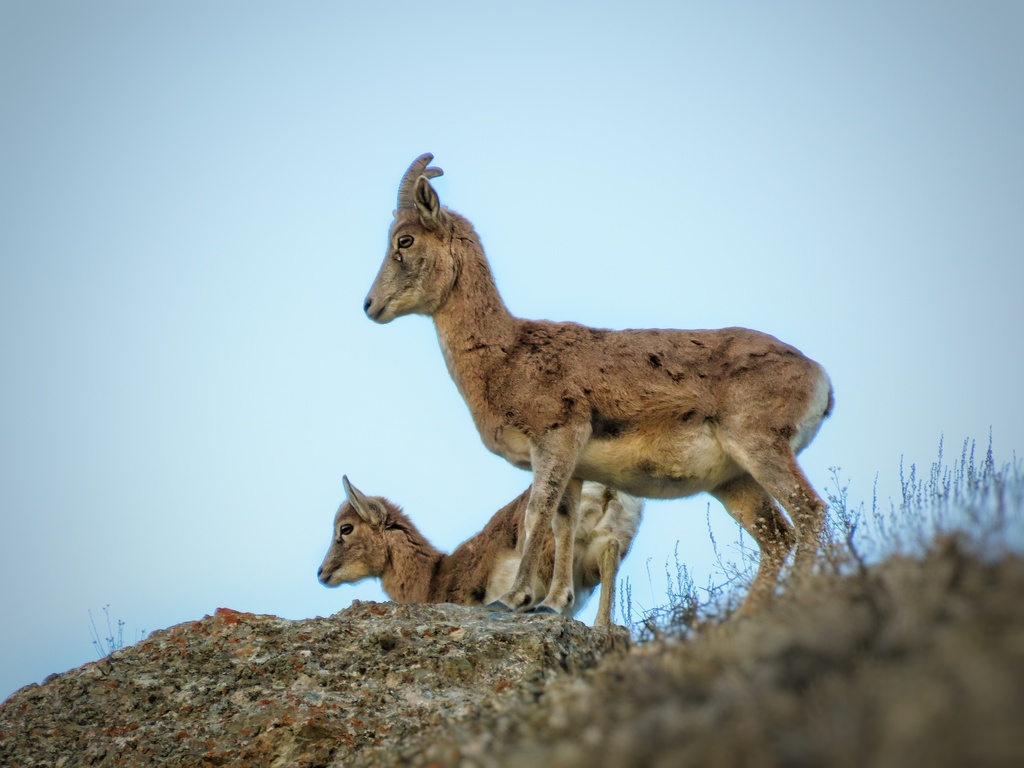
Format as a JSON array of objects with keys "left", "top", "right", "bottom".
[{"left": 425, "top": 437, "right": 1024, "bottom": 767}]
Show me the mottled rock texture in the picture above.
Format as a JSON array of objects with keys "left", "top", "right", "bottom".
[
  {"left": 0, "top": 602, "right": 628, "bottom": 767},
  {"left": 3, "top": 542, "right": 1023, "bottom": 767}
]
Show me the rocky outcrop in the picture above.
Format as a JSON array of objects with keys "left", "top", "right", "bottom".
[
  {"left": 0, "top": 601, "right": 628, "bottom": 767},
  {"left": 423, "top": 540, "right": 1024, "bottom": 768},
  {"left": 4, "top": 542, "right": 1023, "bottom": 767}
]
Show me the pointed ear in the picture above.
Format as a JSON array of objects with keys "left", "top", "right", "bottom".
[
  {"left": 343, "top": 475, "right": 385, "bottom": 528},
  {"left": 414, "top": 175, "right": 445, "bottom": 231}
]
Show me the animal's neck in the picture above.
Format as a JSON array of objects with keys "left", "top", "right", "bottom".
[
  {"left": 379, "top": 524, "right": 445, "bottom": 604},
  {"left": 432, "top": 234, "right": 518, "bottom": 404}
]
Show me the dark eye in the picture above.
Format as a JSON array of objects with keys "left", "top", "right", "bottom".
[
  {"left": 340, "top": 524, "right": 354, "bottom": 536},
  {"left": 397, "top": 234, "right": 414, "bottom": 248}
]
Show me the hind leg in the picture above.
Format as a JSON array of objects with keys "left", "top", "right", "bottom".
[
  {"left": 758, "top": 461, "right": 825, "bottom": 573},
  {"left": 593, "top": 536, "right": 622, "bottom": 627},
  {"left": 722, "top": 437, "right": 827, "bottom": 575},
  {"left": 711, "top": 474, "right": 795, "bottom": 614}
]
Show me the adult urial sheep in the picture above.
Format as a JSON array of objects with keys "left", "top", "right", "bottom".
[
  {"left": 317, "top": 477, "right": 643, "bottom": 627},
  {"left": 363, "top": 153, "right": 833, "bottom": 617}
]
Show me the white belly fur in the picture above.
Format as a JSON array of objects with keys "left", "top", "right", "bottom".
[
  {"left": 488, "top": 420, "right": 743, "bottom": 499},
  {"left": 577, "top": 422, "right": 742, "bottom": 499}
]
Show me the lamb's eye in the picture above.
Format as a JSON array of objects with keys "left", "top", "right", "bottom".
[
  {"left": 340, "top": 524, "right": 354, "bottom": 536},
  {"left": 397, "top": 235, "right": 414, "bottom": 248}
]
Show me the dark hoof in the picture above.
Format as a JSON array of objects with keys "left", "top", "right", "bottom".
[
  {"left": 485, "top": 600, "right": 512, "bottom": 612},
  {"left": 525, "top": 605, "right": 559, "bottom": 616}
]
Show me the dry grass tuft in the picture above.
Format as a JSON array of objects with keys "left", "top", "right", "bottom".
[{"left": 420, "top": 436, "right": 1024, "bottom": 767}]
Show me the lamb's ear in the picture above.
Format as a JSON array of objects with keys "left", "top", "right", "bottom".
[
  {"left": 343, "top": 475, "right": 385, "bottom": 528},
  {"left": 414, "top": 175, "right": 445, "bottom": 231}
]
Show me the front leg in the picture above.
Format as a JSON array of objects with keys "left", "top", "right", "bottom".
[
  {"left": 533, "top": 477, "right": 583, "bottom": 614},
  {"left": 492, "top": 428, "right": 589, "bottom": 614}
]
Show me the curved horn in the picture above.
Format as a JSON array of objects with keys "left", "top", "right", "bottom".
[{"left": 396, "top": 153, "right": 443, "bottom": 211}]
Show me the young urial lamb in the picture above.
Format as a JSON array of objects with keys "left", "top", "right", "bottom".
[
  {"left": 317, "top": 477, "right": 643, "bottom": 627},
  {"left": 363, "top": 154, "right": 833, "bottom": 617}
]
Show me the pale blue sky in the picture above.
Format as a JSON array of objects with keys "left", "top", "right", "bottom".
[{"left": 2, "top": 2, "right": 1022, "bottom": 701}]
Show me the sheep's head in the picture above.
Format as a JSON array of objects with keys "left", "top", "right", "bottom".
[
  {"left": 364, "top": 153, "right": 456, "bottom": 323},
  {"left": 317, "top": 476, "right": 390, "bottom": 587}
]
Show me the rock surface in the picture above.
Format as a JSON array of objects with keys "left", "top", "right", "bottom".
[
  {"left": 0, "top": 601, "right": 628, "bottom": 767},
  {"left": 3, "top": 542, "right": 1023, "bottom": 767}
]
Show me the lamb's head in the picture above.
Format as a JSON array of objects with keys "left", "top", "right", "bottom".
[
  {"left": 364, "top": 153, "right": 457, "bottom": 323},
  {"left": 317, "top": 475, "right": 391, "bottom": 587}
]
